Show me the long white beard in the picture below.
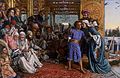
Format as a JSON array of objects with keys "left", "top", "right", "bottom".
[
  {"left": 20, "top": 40, "right": 25, "bottom": 46},
  {"left": 19, "top": 40, "right": 26, "bottom": 50}
]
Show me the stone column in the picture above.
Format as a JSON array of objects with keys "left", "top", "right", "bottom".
[
  {"left": 27, "top": 0, "right": 33, "bottom": 17},
  {"left": 6, "top": 0, "right": 15, "bottom": 8},
  {"left": 39, "top": 0, "right": 44, "bottom": 11}
]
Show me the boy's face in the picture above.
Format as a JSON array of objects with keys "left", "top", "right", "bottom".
[{"left": 76, "top": 22, "right": 82, "bottom": 29}]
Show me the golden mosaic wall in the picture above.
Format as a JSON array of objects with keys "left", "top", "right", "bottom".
[{"left": 80, "top": 0, "right": 104, "bottom": 36}]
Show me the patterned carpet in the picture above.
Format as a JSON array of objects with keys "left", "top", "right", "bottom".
[
  {"left": 16, "top": 56, "right": 120, "bottom": 78},
  {"left": 21, "top": 62, "right": 95, "bottom": 78},
  {"left": 16, "top": 62, "right": 118, "bottom": 78}
]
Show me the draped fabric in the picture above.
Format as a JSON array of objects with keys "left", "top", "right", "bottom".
[
  {"left": 18, "top": 39, "right": 43, "bottom": 73},
  {"left": 85, "top": 27, "right": 111, "bottom": 74}
]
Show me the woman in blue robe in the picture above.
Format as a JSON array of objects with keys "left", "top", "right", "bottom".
[{"left": 82, "top": 21, "right": 111, "bottom": 74}]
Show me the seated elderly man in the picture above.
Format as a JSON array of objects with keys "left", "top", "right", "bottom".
[
  {"left": 30, "top": 22, "right": 47, "bottom": 50},
  {"left": 18, "top": 31, "right": 43, "bottom": 74},
  {"left": 27, "top": 30, "right": 42, "bottom": 50},
  {"left": 27, "top": 30, "right": 45, "bottom": 58}
]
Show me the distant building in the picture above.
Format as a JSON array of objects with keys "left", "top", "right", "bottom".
[{"left": 105, "top": 28, "right": 120, "bottom": 37}]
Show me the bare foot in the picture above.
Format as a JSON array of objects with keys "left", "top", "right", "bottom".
[
  {"left": 65, "top": 66, "right": 68, "bottom": 69},
  {"left": 80, "top": 69, "right": 86, "bottom": 74},
  {"left": 68, "top": 68, "right": 72, "bottom": 70},
  {"left": 65, "top": 66, "right": 72, "bottom": 70}
]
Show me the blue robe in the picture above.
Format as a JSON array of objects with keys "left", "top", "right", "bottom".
[
  {"left": 85, "top": 27, "right": 111, "bottom": 73},
  {"left": 67, "top": 28, "right": 85, "bottom": 62}
]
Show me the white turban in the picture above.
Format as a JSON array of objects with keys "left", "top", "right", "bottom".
[
  {"left": 20, "top": 31, "right": 26, "bottom": 36},
  {"left": 13, "top": 32, "right": 19, "bottom": 36}
]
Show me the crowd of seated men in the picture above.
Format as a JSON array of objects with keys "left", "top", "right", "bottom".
[{"left": 0, "top": 6, "right": 69, "bottom": 78}]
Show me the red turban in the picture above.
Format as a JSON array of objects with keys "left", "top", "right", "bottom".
[
  {"left": 11, "top": 20, "right": 16, "bottom": 25},
  {"left": 81, "top": 10, "right": 90, "bottom": 15},
  {"left": 5, "top": 25, "right": 10, "bottom": 29}
]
